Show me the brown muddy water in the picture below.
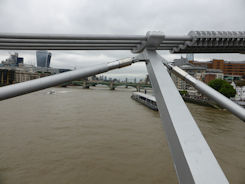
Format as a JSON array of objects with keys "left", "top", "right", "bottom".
[{"left": 0, "top": 86, "right": 244, "bottom": 184}]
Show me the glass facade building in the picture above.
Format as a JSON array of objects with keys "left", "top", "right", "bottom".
[{"left": 36, "top": 51, "right": 52, "bottom": 68}]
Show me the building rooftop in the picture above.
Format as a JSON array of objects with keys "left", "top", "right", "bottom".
[
  {"left": 224, "top": 61, "right": 245, "bottom": 64},
  {"left": 206, "top": 69, "right": 223, "bottom": 73},
  {"left": 180, "top": 64, "right": 206, "bottom": 70}
]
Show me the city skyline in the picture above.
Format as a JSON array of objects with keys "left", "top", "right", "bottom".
[
  {"left": 0, "top": 0, "right": 244, "bottom": 79},
  {"left": 1, "top": 52, "right": 245, "bottom": 81}
]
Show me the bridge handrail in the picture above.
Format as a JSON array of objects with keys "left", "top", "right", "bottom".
[{"left": 0, "top": 31, "right": 243, "bottom": 53}]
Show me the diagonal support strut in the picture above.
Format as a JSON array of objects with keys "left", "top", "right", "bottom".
[
  {"left": 143, "top": 50, "right": 229, "bottom": 184},
  {"left": 0, "top": 58, "right": 135, "bottom": 101}
]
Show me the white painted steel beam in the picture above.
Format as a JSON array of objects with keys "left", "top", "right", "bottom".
[
  {"left": 144, "top": 50, "right": 229, "bottom": 184},
  {"left": 0, "top": 47, "right": 134, "bottom": 50},
  {"left": 0, "top": 39, "right": 142, "bottom": 44},
  {"left": 0, "top": 58, "right": 135, "bottom": 101}
]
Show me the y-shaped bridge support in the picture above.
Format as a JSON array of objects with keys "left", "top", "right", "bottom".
[{"left": 141, "top": 50, "right": 229, "bottom": 184}]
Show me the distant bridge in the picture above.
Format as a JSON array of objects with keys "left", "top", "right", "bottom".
[{"left": 68, "top": 81, "right": 151, "bottom": 91}]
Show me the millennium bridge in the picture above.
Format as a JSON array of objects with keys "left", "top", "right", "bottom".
[{"left": 0, "top": 31, "right": 244, "bottom": 184}]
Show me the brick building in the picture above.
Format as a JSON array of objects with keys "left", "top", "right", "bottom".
[
  {"left": 203, "top": 69, "right": 224, "bottom": 83},
  {"left": 189, "top": 59, "right": 245, "bottom": 77}
]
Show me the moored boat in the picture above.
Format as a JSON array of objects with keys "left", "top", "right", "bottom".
[{"left": 131, "top": 92, "right": 158, "bottom": 111}]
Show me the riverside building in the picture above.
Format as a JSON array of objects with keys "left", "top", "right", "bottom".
[{"left": 189, "top": 59, "right": 245, "bottom": 78}]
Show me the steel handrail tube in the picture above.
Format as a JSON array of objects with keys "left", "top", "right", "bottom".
[
  {"left": 161, "top": 41, "right": 185, "bottom": 44},
  {"left": 0, "top": 47, "right": 134, "bottom": 50},
  {"left": 0, "top": 33, "right": 146, "bottom": 40},
  {"left": 144, "top": 50, "right": 229, "bottom": 184},
  {"left": 160, "top": 43, "right": 182, "bottom": 46},
  {"left": 0, "top": 47, "right": 175, "bottom": 50},
  {"left": 0, "top": 39, "right": 142, "bottom": 44},
  {"left": 168, "top": 64, "right": 245, "bottom": 122},
  {"left": 164, "top": 35, "right": 193, "bottom": 41},
  {"left": 158, "top": 47, "right": 175, "bottom": 50},
  {"left": 0, "top": 43, "right": 137, "bottom": 47},
  {"left": 0, "top": 58, "right": 134, "bottom": 101}
]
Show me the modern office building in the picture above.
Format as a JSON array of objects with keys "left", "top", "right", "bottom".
[
  {"left": 36, "top": 50, "right": 52, "bottom": 68},
  {"left": 1, "top": 53, "right": 24, "bottom": 66}
]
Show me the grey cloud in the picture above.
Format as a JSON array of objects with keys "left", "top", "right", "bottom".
[{"left": 0, "top": 0, "right": 244, "bottom": 79}]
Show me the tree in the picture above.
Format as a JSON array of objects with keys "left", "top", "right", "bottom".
[
  {"left": 208, "top": 79, "right": 236, "bottom": 98},
  {"left": 179, "top": 90, "right": 188, "bottom": 96}
]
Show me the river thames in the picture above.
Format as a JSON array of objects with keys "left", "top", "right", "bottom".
[{"left": 0, "top": 86, "right": 244, "bottom": 184}]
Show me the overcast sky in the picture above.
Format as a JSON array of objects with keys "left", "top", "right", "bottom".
[{"left": 0, "top": 0, "right": 244, "bottom": 80}]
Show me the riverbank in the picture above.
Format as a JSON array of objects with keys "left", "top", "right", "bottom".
[{"left": 181, "top": 95, "right": 220, "bottom": 108}]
